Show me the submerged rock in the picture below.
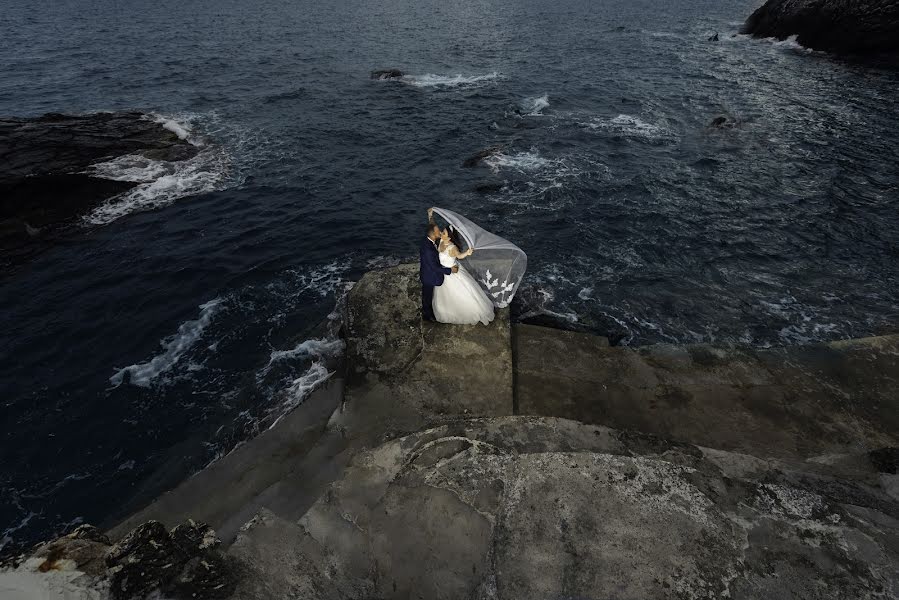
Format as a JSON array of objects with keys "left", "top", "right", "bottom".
[
  {"left": 462, "top": 145, "right": 503, "bottom": 168},
  {"left": 741, "top": 0, "right": 899, "bottom": 55},
  {"left": 370, "top": 68, "right": 404, "bottom": 80},
  {"left": 0, "top": 111, "right": 198, "bottom": 267}
]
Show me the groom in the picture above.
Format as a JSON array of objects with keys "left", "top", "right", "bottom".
[{"left": 420, "top": 222, "right": 458, "bottom": 322}]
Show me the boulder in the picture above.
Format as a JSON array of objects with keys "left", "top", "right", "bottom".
[
  {"left": 344, "top": 264, "right": 423, "bottom": 377},
  {"left": 741, "top": 0, "right": 899, "bottom": 55}
]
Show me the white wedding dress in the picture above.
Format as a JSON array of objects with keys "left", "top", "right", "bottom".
[{"left": 433, "top": 244, "right": 495, "bottom": 325}]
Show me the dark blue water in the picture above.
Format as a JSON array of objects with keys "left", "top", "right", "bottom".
[{"left": 2, "top": 0, "right": 898, "bottom": 550}]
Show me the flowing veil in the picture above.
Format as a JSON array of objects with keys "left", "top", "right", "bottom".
[{"left": 431, "top": 207, "right": 527, "bottom": 308}]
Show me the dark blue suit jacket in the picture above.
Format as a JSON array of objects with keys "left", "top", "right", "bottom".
[{"left": 420, "top": 236, "right": 452, "bottom": 287}]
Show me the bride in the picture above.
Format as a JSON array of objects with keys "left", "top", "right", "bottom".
[{"left": 432, "top": 223, "right": 495, "bottom": 325}]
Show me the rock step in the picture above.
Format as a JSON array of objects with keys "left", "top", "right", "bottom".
[{"left": 513, "top": 324, "right": 899, "bottom": 462}]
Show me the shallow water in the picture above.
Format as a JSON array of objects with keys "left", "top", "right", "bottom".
[{"left": 1, "top": 0, "right": 898, "bottom": 549}]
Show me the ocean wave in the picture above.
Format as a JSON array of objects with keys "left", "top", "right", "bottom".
[
  {"left": 579, "top": 114, "right": 675, "bottom": 141},
  {"left": 109, "top": 297, "right": 223, "bottom": 387},
  {"left": 266, "top": 362, "right": 334, "bottom": 429},
  {"left": 402, "top": 71, "right": 501, "bottom": 88},
  {"left": 520, "top": 94, "right": 550, "bottom": 116},
  {"left": 83, "top": 113, "right": 235, "bottom": 225},
  {"left": 484, "top": 149, "right": 555, "bottom": 174}
]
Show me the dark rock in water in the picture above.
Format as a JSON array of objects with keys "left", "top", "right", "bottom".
[
  {"left": 462, "top": 145, "right": 503, "bottom": 168},
  {"left": 0, "top": 111, "right": 198, "bottom": 268},
  {"left": 709, "top": 116, "right": 730, "bottom": 128},
  {"left": 370, "top": 68, "right": 404, "bottom": 80},
  {"left": 741, "top": 0, "right": 899, "bottom": 55},
  {"left": 869, "top": 447, "right": 899, "bottom": 473},
  {"left": 708, "top": 32, "right": 719, "bottom": 41}
]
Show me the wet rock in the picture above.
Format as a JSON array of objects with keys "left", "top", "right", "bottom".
[
  {"left": 107, "top": 521, "right": 179, "bottom": 599},
  {"left": 709, "top": 115, "right": 730, "bottom": 128},
  {"left": 709, "top": 32, "right": 719, "bottom": 41},
  {"left": 170, "top": 520, "right": 220, "bottom": 562},
  {"left": 741, "top": 0, "right": 899, "bottom": 55},
  {"left": 462, "top": 145, "right": 503, "bottom": 168},
  {"left": 370, "top": 68, "right": 404, "bottom": 80}
]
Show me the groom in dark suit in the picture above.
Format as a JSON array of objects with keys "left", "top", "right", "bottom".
[{"left": 420, "top": 222, "right": 458, "bottom": 321}]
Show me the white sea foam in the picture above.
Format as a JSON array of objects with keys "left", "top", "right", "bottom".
[
  {"left": 484, "top": 149, "right": 553, "bottom": 174},
  {"left": 84, "top": 149, "right": 229, "bottom": 225},
  {"left": 403, "top": 71, "right": 501, "bottom": 88},
  {"left": 83, "top": 113, "right": 234, "bottom": 226},
  {"left": 521, "top": 94, "right": 550, "bottom": 116},
  {"left": 110, "top": 298, "right": 223, "bottom": 387},
  {"left": 580, "top": 114, "right": 674, "bottom": 141},
  {"left": 154, "top": 115, "right": 191, "bottom": 140},
  {"left": 267, "top": 338, "right": 345, "bottom": 365},
  {"left": 267, "top": 362, "right": 333, "bottom": 429}
]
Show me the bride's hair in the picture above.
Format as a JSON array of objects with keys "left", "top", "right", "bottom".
[{"left": 447, "top": 225, "right": 465, "bottom": 251}]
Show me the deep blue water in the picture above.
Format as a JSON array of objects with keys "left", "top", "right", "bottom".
[{"left": 2, "top": 0, "right": 898, "bottom": 550}]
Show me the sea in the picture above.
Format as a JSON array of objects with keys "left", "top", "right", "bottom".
[{"left": 1, "top": 0, "right": 897, "bottom": 551}]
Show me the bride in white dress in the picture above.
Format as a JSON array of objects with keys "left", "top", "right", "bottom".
[{"left": 432, "top": 226, "right": 495, "bottom": 325}]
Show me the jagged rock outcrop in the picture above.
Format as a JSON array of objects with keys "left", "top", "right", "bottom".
[
  {"left": 741, "top": 0, "right": 899, "bottom": 55},
  {"left": 230, "top": 417, "right": 899, "bottom": 599},
  {"left": 0, "top": 111, "right": 198, "bottom": 266},
  {"left": 0, "top": 520, "right": 236, "bottom": 600}
]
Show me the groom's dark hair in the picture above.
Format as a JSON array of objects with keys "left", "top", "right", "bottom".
[{"left": 426, "top": 222, "right": 440, "bottom": 236}]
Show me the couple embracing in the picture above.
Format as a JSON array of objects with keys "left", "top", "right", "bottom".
[{"left": 419, "top": 208, "right": 495, "bottom": 326}]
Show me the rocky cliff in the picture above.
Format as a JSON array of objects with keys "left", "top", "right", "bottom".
[
  {"left": 742, "top": 0, "right": 899, "bottom": 55},
  {"left": 4, "top": 265, "right": 898, "bottom": 599}
]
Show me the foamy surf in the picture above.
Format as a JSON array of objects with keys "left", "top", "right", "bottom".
[
  {"left": 402, "top": 71, "right": 501, "bottom": 88},
  {"left": 83, "top": 114, "right": 232, "bottom": 226},
  {"left": 521, "top": 94, "right": 550, "bottom": 116},
  {"left": 580, "top": 114, "right": 674, "bottom": 141},
  {"left": 484, "top": 149, "right": 554, "bottom": 174},
  {"left": 110, "top": 297, "right": 223, "bottom": 387}
]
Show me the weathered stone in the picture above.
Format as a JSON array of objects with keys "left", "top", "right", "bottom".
[
  {"left": 106, "top": 521, "right": 179, "bottom": 599},
  {"left": 170, "top": 520, "right": 220, "bottom": 563},
  {"left": 230, "top": 417, "right": 899, "bottom": 599},
  {"left": 344, "top": 264, "right": 423, "bottom": 377},
  {"left": 30, "top": 525, "right": 111, "bottom": 577},
  {"left": 166, "top": 552, "right": 238, "bottom": 600},
  {"left": 741, "top": 0, "right": 899, "bottom": 55},
  {"left": 514, "top": 325, "right": 899, "bottom": 460}
]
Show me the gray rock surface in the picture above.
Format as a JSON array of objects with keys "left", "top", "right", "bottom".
[
  {"left": 230, "top": 417, "right": 899, "bottom": 599},
  {"left": 515, "top": 324, "right": 899, "bottom": 460},
  {"left": 741, "top": 0, "right": 899, "bottom": 55},
  {"left": 1, "top": 520, "right": 234, "bottom": 600}
]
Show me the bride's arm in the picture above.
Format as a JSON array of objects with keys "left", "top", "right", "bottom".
[{"left": 448, "top": 245, "right": 474, "bottom": 259}]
